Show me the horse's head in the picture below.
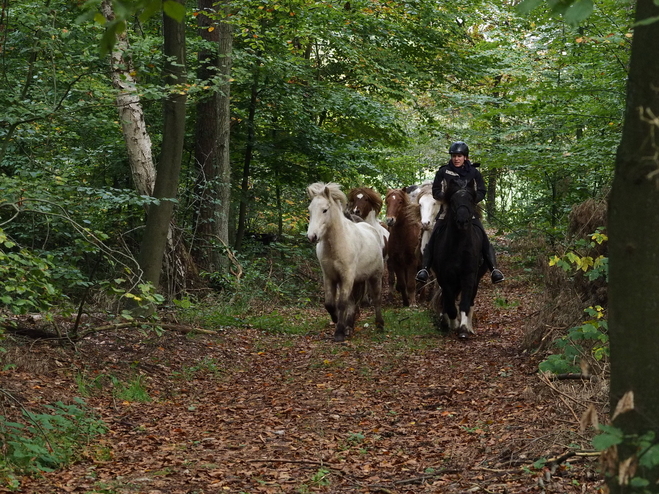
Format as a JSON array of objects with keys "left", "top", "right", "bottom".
[
  {"left": 348, "top": 187, "right": 383, "bottom": 219},
  {"left": 385, "top": 189, "right": 409, "bottom": 228},
  {"left": 446, "top": 179, "right": 477, "bottom": 230},
  {"left": 417, "top": 185, "right": 441, "bottom": 231},
  {"left": 306, "top": 182, "right": 346, "bottom": 243}
]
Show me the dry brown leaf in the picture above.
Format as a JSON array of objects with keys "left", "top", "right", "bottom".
[
  {"left": 618, "top": 455, "right": 637, "bottom": 485},
  {"left": 580, "top": 404, "right": 599, "bottom": 431},
  {"left": 612, "top": 390, "right": 635, "bottom": 421}
]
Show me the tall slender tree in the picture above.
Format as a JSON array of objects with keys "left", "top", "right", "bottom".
[
  {"left": 137, "top": 0, "right": 187, "bottom": 290},
  {"left": 193, "top": 0, "right": 232, "bottom": 271}
]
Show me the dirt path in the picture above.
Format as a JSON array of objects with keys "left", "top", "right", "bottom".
[{"left": 2, "top": 255, "right": 604, "bottom": 493}]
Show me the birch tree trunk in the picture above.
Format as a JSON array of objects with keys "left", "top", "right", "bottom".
[{"left": 100, "top": 0, "right": 156, "bottom": 197}]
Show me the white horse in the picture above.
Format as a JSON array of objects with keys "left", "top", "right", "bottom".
[
  {"left": 307, "top": 182, "right": 385, "bottom": 342},
  {"left": 417, "top": 183, "right": 443, "bottom": 255}
]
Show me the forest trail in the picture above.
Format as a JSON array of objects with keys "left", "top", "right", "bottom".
[{"left": 3, "top": 249, "right": 604, "bottom": 494}]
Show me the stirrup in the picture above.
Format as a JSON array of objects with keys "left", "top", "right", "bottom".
[
  {"left": 415, "top": 268, "right": 429, "bottom": 283},
  {"left": 491, "top": 269, "right": 505, "bottom": 284}
]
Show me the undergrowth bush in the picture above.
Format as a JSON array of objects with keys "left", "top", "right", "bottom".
[
  {"left": 539, "top": 229, "right": 609, "bottom": 376},
  {"left": 200, "top": 236, "right": 321, "bottom": 312},
  {"left": 0, "top": 398, "right": 107, "bottom": 488}
]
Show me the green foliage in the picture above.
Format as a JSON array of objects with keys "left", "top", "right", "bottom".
[
  {"left": 111, "top": 375, "right": 151, "bottom": 403},
  {"left": 75, "top": 373, "right": 151, "bottom": 402},
  {"left": 0, "top": 398, "right": 107, "bottom": 484},
  {"left": 549, "top": 230, "right": 609, "bottom": 282},
  {"left": 199, "top": 239, "right": 321, "bottom": 312},
  {"left": 593, "top": 427, "right": 659, "bottom": 490},
  {"left": 539, "top": 305, "right": 608, "bottom": 374},
  {"left": 310, "top": 467, "right": 331, "bottom": 487},
  {"left": 172, "top": 357, "right": 224, "bottom": 381},
  {"left": 0, "top": 228, "right": 63, "bottom": 314},
  {"left": 541, "top": 230, "right": 609, "bottom": 373}
]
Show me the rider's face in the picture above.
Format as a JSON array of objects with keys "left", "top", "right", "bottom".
[{"left": 451, "top": 153, "right": 466, "bottom": 167}]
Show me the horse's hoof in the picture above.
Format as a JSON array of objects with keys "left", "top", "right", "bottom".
[
  {"left": 334, "top": 332, "right": 346, "bottom": 342},
  {"left": 458, "top": 330, "right": 469, "bottom": 340}
]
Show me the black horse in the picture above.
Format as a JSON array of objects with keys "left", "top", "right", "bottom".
[{"left": 431, "top": 178, "right": 488, "bottom": 339}]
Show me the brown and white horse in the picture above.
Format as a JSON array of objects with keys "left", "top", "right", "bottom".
[{"left": 346, "top": 187, "right": 390, "bottom": 251}]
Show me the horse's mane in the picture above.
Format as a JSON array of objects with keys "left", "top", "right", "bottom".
[
  {"left": 347, "top": 187, "right": 383, "bottom": 214},
  {"left": 307, "top": 182, "right": 347, "bottom": 207},
  {"left": 385, "top": 188, "right": 410, "bottom": 206},
  {"left": 416, "top": 183, "right": 433, "bottom": 200}
]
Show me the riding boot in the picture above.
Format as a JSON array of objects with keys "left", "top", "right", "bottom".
[
  {"left": 416, "top": 219, "right": 442, "bottom": 283},
  {"left": 484, "top": 243, "right": 505, "bottom": 284},
  {"left": 415, "top": 242, "right": 432, "bottom": 283}
]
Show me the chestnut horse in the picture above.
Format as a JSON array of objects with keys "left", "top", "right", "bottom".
[
  {"left": 307, "top": 182, "right": 385, "bottom": 342},
  {"left": 385, "top": 188, "right": 421, "bottom": 307}
]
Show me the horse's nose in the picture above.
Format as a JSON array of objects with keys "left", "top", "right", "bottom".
[
  {"left": 307, "top": 233, "right": 317, "bottom": 243},
  {"left": 421, "top": 220, "right": 431, "bottom": 229},
  {"left": 386, "top": 217, "right": 395, "bottom": 227}
]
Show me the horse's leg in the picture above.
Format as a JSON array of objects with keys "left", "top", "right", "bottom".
[
  {"left": 387, "top": 258, "right": 395, "bottom": 293},
  {"left": 458, "top": 274, "right": 478, "bottom": 338},
  {"left": 442, "top": 286, "right": 459, "bottom": 332},
  {"left": 368, "top": 275, "right": 385, "bottom": 331},
  {"left": 405, "top": 264, "right": 417, "bottom": 306},
  {"left": 395, "top": 264, "right": 410, "bottom": 306},
  {"left": 323, "top": 276, "right": 338, "bottom": 324},
  {"left": 334, "top": 279, "right": 354, "bottom": 342},
  {"left": 350, "top": 282, "right": 367, "bottom": 335},
  {"left": 334, "top": 300, "right": 347, "bottom": 342}
]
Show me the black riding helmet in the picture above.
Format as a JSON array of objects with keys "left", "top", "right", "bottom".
[{"left": 448, "top": 141, "right": 469, "bottom": 156}]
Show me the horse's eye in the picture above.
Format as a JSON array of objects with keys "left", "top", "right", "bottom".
[{"left": 323, "top": 209, "right": 328, "bottom": 213}]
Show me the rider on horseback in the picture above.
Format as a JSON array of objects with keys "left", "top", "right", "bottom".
[{"left": 415, "top": 141, "right": 505, "bottom": 284}]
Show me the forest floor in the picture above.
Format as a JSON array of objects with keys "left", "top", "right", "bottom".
[{"left": 1, "top": 247, "right": 608, "bottom": 494}]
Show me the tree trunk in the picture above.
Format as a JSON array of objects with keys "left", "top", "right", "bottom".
[
  {"left": 100, "top": 0, "right": 156, "bottom": 198},
  {"left": 216, "top": 11, "right": 233, "bottom": 261},
  {"left": 608, "top": 0, "right": 659, "bottom": 490},
  {"left": 193, "top": 0, "right": 232, "bottom": 272},
  {"left": 234, "top": 77, "right": 258, "bottom": 252},
  {"left": 485, "top": 167, "right": 498, "bottom": 221},
  {"left": 137, "top": 2, "right": 187, "bottom": 290}
]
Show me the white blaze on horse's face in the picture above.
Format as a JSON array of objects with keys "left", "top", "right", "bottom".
[
  {"left": 307, "top": 196, "right": 330, "bottom": 243},
  {"left": 418, "top": 193, "right": 440, "bottom": 231},
  {"left": 385, "top": 194, "right": 397, "bottom": 227},
  {"left": 352, "top": 192, "right": 365, "bottom": 215}
]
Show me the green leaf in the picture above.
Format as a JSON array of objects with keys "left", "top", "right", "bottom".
[
  {"left": 630, "top": 477, "right": 650, "bottom": 487},
  {"left": 564, "top": 0, "right": 593, "bottom": 24},
  {"left": 639, "top": 444, "right": 659, "bottom": 469},
  {"left": 163, "top": 1, "right": 185, "bottom": 22},
  {"left": 138, "top": 0, "right": 164, "bottom": 23},
  {"left": 634, "top": 15, "right": 659, "bottom": 27},
  {"left": 516, "top": 0, "right": 544, "bottom": 15},
  {"left": 593, "top": 426, "right": 624, "bottom": 450}
]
